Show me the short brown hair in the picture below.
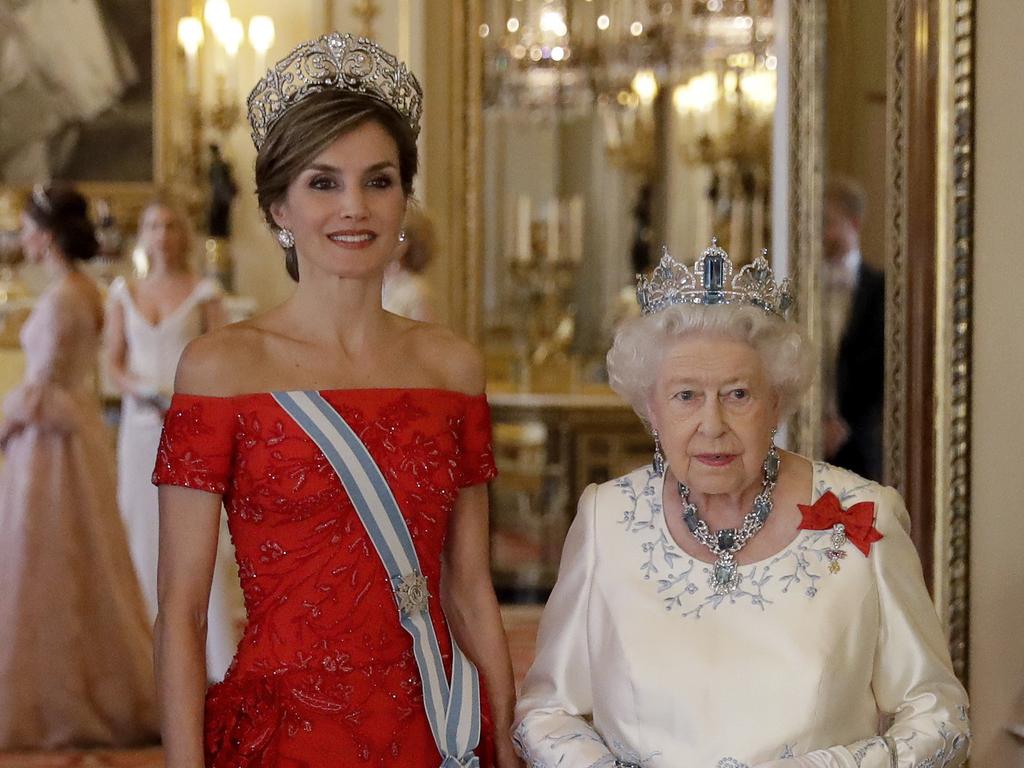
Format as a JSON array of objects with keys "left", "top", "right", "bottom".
[
  {"left": 255, "top": 90, "right": 419, "bottom": 282},
  {"left": 824, "top": 175, "right": 867, "bottom": 222}
]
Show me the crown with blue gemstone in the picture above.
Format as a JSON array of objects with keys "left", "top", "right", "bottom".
[
  {"left": 636, "top": 238, "right": 795, "bottom": 319},
  {"left": 247, "top": 33, "right": 423, "bottom": 150}
]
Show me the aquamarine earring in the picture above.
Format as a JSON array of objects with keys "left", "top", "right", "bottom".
[{"left": 652, "top": 430, "right": 666, "bottom": 476}]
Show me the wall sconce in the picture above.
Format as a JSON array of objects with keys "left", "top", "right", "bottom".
[{"left": 175, "top": 2, "right": 275, "bottom": 183}]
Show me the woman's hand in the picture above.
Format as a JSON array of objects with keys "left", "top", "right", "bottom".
[{"left": 0, "top": 419, "right": 18, "bottom": 451}]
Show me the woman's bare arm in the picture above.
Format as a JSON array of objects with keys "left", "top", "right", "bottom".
[
  {"left": 104, "top": 294, "right": 145, "bottom": 395},
  {"left": 155, "top": 484, "right": 222, "bottom": 768},
  {"left": 201, "top": 295, "right": 228, "bottom": 334},
  {"left": 442, "top": 483, "right": 521, "bottom": 768},
  {"left": 155, "top": 334, "right": 238, "bottom": 767}
]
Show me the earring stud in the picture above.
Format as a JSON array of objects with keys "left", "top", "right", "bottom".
[
  {"left": 277, "top": 228, "right": 295, "bottom": 249},
  {"left": 398, "top": 230, "right": 407, "bottom": 243}
]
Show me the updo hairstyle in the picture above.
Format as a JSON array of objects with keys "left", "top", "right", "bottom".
[
  {"left": 24, "top": 184, "right": 99, "bottom": 262},
  {"left": 254, "top": 90, "right": 419, "bottom": 282}
]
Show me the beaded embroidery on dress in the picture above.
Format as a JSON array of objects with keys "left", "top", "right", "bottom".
[{"left": 153, "top": 389, "right": 497, "bottom": 767}]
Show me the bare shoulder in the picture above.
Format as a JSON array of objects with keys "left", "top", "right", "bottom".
[
  {"left": 174, "top": 320, "right": 267, "bottom": 396},
  {"left": 406, "top": 322, "right": 485, "bottom": 395},
  {"left": 56, "top": 273, "right": 104, "bottom": 322}
]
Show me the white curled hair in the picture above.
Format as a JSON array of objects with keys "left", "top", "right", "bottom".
[{"left": 606, "top": 303, "right": 815, "bottom": 427}]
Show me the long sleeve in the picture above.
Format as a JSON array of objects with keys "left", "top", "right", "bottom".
[
  {"left": 513, "top": 483, "right": 619, "bottom": 767},
  {"left": 757, "top": 486, "right": 971, "bottom": 768}
]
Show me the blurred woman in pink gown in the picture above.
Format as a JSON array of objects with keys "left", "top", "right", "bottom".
[{"left": 0, "top": 184, "right": 158, "bottom": 749}]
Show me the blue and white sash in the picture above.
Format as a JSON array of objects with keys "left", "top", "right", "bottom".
[{"left": 273, "top": 391, "right": 482, "bottom": 768}]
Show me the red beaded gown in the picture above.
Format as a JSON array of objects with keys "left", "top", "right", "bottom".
[{"left": 153, "top": 388, "right": 498, "bottom": 767}]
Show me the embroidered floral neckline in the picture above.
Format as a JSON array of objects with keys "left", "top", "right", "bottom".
[{"left": 616, "top": 462, "right": 879, "bottom": 618}]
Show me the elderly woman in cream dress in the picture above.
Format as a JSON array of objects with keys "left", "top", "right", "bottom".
[{"left": 513, "top": 241, "right": 970, "bottom": 768}]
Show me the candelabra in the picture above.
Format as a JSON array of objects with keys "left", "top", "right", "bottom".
[
  {"left": 174, "top": 2, "right": 275, "bottom": 288},
  {"left": 673, "top": 54, "right": 776, "bottom": 262},
  {"left": 175, "top": 2, "right": 275, "bottom": 186},
  {"left": 502, "top": 195, "right": 585, "bottom": 388}
]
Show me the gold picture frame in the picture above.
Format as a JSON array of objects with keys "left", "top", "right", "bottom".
[{"left": 0, "top": 0, "right": 179, "bottom": 230}]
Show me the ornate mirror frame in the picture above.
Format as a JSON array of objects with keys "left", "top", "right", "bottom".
[
  {"left": 884, "top": 0, "right": 975, "bottom": 683},
  {"left": 423, "top": 0, "right": 974, "bottom": 684}
]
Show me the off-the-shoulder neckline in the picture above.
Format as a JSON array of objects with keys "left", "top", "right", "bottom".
[{"left": 170, "top": 387, "right": 487, "bottom": 401}]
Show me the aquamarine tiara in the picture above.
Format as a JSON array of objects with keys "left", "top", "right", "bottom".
[
  {"left": 636, "top": 239, "right": 794, "bottom": 319},
  {"left": 247, "top": 33, "right": 423, "bottom": 150}
]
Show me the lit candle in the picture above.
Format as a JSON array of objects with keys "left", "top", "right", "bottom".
[
  {"left": 221, "top": 17, "right": 244, "bottom": 95},
  {"left": 751, "top": 182, "right": 765, "bottom": 256},
  {"left": 177, "top": 17, "right": 204, "bottom": 95},
  {"left": 206, "top": 1, "right": 230, "bottom": 72},
  {"left": 249, "top": 16, "right": 275, "bottom": 76},
  {"left": 729, "top": 194, "right": 746, "bottom": 262},
  {"left": 568, "top": 196, "right": 584, "bottom": 263},
  {"left": 546, "top": 198, "right": 561, "bottom": 263},
  {"left": 696, "top": 170, "right": 712, "bottom": 253},
  {"left": 515, "top": 195, "right": 532, "bottom": 263}
]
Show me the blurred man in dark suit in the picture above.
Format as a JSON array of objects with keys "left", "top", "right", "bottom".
[{"left": 822, "top": 176, "right": 885, "bottom": 481}]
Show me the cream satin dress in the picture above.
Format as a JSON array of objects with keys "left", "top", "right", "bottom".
[
  {"left": 109, "top": 276, "right": 241, "bottom": 681},
  {"left": 0, "top": 282, "right": 157, "bottom": 748},
  {"left": 514, "top": 462, "right": 970, "bottom": 768}
]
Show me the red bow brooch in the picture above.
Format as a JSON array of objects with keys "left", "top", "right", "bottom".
[{"left": 797, "top": 491, "right": 883, "bottom": 573}]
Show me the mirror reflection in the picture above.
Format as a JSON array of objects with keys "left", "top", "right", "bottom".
[
  {"left": 478, "top": 0, "right": 781, "bottom": 597},
  {"left": 479, "top": 0, "right": 777, "bottom": 391},
  {"left": 477, "top": 0, "right": 888, "bottom": 597}
]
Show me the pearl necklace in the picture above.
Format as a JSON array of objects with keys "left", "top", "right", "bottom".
[{"left": 677, "top": 446, "right": 780, "bottom": 595}]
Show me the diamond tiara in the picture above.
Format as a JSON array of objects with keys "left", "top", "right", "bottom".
[
  {"left": 246, "top": 33, "right": 423, "bottom": 150},
  {"left": 636, "top": 239, "right": 795, "bottom": 319}
]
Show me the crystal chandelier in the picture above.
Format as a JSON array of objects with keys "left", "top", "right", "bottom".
[
  {"left": 482, "top": 2, "right": 774, "bottom": 110},
  {"left": 481, "top": 0, "right": 775, "bottom": 179}
]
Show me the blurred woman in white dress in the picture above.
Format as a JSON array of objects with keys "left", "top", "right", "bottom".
[
  {"left": 105, "top": 199, "right": 239, "bottom": 679},
  {"left": 513, "top": 241, "right": 970, "bottom": 768}
]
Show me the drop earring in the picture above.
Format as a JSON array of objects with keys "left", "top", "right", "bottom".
[
  {"left": 398, "top": 229, "right": 407, "bottom": 243},
  {"left": 652, "top": 430, "right": 666, "bottom": 476},
  {"left": 277, "top": 228, "right": 295, "bottom": 249}
]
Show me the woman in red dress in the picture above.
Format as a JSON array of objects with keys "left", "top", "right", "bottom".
[{"left": 153, "top": 35, "right": 519, "bottom": 768}]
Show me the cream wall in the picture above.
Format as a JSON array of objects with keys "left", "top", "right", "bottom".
[
  {"left": 825, "top": 0, "right": 887, "bottom": 269},
  {"left": 215, "top": 0, "right": 327, "bottom": 311},
  {"left": 970, "top": 0, "right": 1024, "bottom": 764}
]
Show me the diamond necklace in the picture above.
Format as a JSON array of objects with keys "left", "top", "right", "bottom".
[{"left": 677, "top": 445, "right": 780, "bottom": 595}]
